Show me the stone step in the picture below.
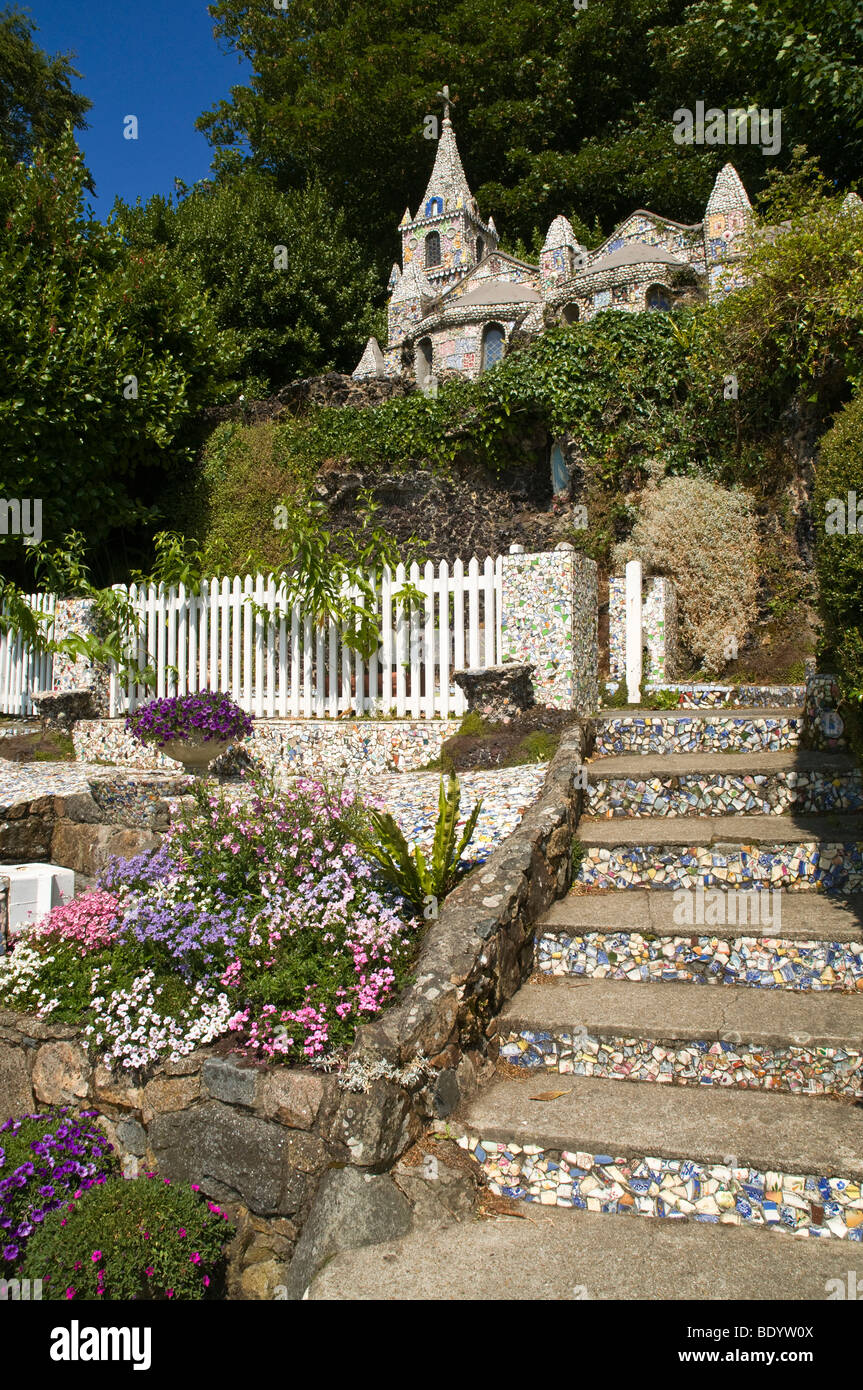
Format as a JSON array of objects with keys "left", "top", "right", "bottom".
[
  {"left": 308, "top": 1199, "right": 863, "bottom": 1301},
  {"left": 452, "top": 1073, "right": 863, "bottom": 1237},
  {"left": 537, "top": 889, "right": 863, "bottom": 993},
  {"left": 497, "top": 976, "right": 863, "bottom": 1095},
  {"left": 592, "top": 709, "right": 804, "bottom": 757},
  {"left": 576, "top": 814, "right": 863, "bottom": 893},
  {"left": 586, "top": 750, "right": 862, "bottom": 818}
]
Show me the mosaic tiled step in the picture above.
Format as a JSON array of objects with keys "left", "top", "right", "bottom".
[
  {"left": 592, "top": 708, "right": 803, "bottom": 757},
  {"left": 538, "top": 889, "right": 863, "bottom": 992},
  {"left": 497, "top": 976, "right": 863, "bottom": 1095},
  {"left": 602, "top": 683, "right": 805, "bottom": 710},
  {"left": 577, "top": 814, "right": 863, "bottom": 892},
  {"left": 452, "top": 1074, "right": 863, "bottom": 1237},
  {"left": 586, "top": 751, "right": 862, "bottom": 818}
]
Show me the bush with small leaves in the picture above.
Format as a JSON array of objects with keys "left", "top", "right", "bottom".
[{"left": 21, "top": 1173, "right": 232, "bottom": 1300}]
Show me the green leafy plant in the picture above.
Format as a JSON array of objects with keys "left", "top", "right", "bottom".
[
  {"left": 21, "top": 1173, "right": 232, "bottom": 1300},
  {"left": 357, "top": 773, "right": 483, "bottom": 909}
]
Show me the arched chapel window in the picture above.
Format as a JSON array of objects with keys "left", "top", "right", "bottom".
[
  {"left": 425, "top": 231, "right": 442, "bottom": 269},
  {"left": 415, "top": 338, "right": 433, "bottom": 387},
  {"left": 562, "top": 303, "right": 580, "bottom": 325},
  {"left": 481, "top": 323, "right": 506, "bottom": 373},
  {"left": 476, "top": 237, "right": 484, "bottom": 262},
  {"left": 646, "top": 284, "right": 672, "bottom": 311}
]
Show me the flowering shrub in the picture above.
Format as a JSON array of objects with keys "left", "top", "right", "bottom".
[
  {"left": 29, "top": 890, "right": 122, "bottom": 954},
  {"left": 0, "top": 1108, "right": 118, "bottom": 1272},
  {"left": 126, "top": 691, "right": 253, "bottom": 748},
  {"left": 0, "top": 771, "right": 423, "bottom": 1069},
  {"left": 21, "top": 1173, "right": 232, "bottom": 1300}
]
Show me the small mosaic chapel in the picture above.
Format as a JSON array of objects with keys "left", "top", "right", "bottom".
[{"left": 353, "top": 91, "right": 755, "bottom": 387}]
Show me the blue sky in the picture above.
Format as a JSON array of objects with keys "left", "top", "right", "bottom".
[{"left": 22, "top": 0, "right": 250, "bottom": 219}]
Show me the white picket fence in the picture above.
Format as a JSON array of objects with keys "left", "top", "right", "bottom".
[
  {"left": 113, "top": 558, "right": 503, "bottom": 719},
  {"left": 0, "top": 594, "right": 56, "bottom": 717},
  {"left": 109, "top": 557, "right": 503, "bottom": 720}
]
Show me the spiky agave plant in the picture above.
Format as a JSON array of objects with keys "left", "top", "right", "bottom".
[{"left": 358, "top": 773, "right": 483, "bottom": 910}]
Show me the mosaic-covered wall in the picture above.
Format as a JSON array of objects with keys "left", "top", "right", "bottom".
[
  {"left": 501, "top": 547, "right": 598, "bottom": 714},
  {"left": 50, "top": 598, "right": 112, "bottom": 716}
]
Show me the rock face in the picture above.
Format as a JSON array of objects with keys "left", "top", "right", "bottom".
[
  {"left": 285, "top": 1167, "right": 414, "bottom": 1300},
  {"left": 454, "top": 664, "right": 536, "bottom": 723}
]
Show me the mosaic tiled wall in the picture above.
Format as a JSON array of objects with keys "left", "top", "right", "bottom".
[
  {"left": 608, "top": 576, "right": 678, "bottom": 683},
  {"left": 803, "top": 673, "right": 847, "bottom": 751},
  {"left": 501, "top": 548, "right": 598, "bottom": 714},
  {"left": 73, "top": 716, "right": 464, "bottom": 777},
  {"left": 499, "top": 1027, "right": 862, "bottom": 1097},
  {"left": 593, "top": 711, "right": 803, "bottom": 756},
  {"left": 577, "top": 840, "right": 863, "bottom": 894},
  {"left": 50, "top": 598, "right": 112, "bottom": 716},
  {"left": 586, "top": 766, "right": 863, "bottom": 818}
]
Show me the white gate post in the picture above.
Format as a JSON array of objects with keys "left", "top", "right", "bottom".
[{"left": 625, "top": 560, "right": 643, "bottom": 704}]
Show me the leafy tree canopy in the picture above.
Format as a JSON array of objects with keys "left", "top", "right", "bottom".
[
  {"left": 0, "top": 5, "right": 90, "bottom": 166},
  {"left": 197, "top": 0, "right": 863, "bottom": 270},
  {"left": 113, "top": 172, "right": 381, "bottom": 393}
]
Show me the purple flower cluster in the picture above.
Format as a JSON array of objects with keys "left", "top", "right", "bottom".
[
  {"left": 0, "top": 1108, "right": 117, "bottom": 1269},
  {"left": 98, "top": 843, "right": 176, "bottom": 894},
  {"left": 122, "top": 886, "right": 253, "bottom": 976},
  {"left": 125, "top": 692, "right": 253, "bottom": 748}
]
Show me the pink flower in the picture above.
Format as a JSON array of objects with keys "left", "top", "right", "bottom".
[
  {"left": 190, "top": 1252, "right": 201, "bottom": 1264},
  {"left": 91, "top": 1250, "right": 102, "bottom": 1262},
  {"left": 203, "top": 1276, "right": 210, "bottom": 1288},
  {"left": 145, "top": 1267, "right": 154, "bottom": 1278},
  {"left": 166, "top": 1289, "right": 174, "bottom": 1299},
  {"left": 65, "top": 1287, "right": 75, "bottom": 1299},
  {"left": 177, "top": 1228, "right": 186, "bottom": 1238}
]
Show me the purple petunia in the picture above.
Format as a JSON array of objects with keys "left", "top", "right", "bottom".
[{"left": 126, "top": 692, "right": 253, "bottom": 749}]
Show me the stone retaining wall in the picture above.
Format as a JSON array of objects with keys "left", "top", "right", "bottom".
[
  {"left": 73, "top": 717, "right": 463, "bottom": 776},
  {"left": 0, "top": 723, "right": 587, "bottom": 1295}
]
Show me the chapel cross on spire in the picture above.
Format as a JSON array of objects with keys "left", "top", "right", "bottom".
[{"left": 436, "top": 84, "right": 453, "bottom": 121}]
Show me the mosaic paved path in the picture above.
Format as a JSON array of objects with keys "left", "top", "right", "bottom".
[
  {"left": 0, "top": 757, "right": 546, "bottom": 867},
  {"left": 453, "top": 695, "right": 863, "bottom": 1256}
]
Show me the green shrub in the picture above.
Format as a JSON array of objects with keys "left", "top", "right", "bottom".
[
  {"left": 814, "top": 391, "right": 863, "bottom": 707},
  {"left": 0, "top": 1108, "right": 119, "bottom": 1272},
  {"left": 21, "top": 1174, "right": 232, "bottom": 1300}
]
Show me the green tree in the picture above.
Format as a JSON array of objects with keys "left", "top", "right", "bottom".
[
  {"left": 0, "top": 5, "right": 90, "bottom": 165},
  {"left": 0, "top": 129, "right": 239, "bottom": 584},
  {"left": 114, "top": 172, "right": 380, "bottom": 392},
  {"left": 197, "top": 0, "right": 862, "bottom": 270}
]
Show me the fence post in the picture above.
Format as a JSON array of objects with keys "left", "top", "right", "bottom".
[
  {"left": 625, "top": 560, "right": 643, "bottom": 704},
  {"left": 500, "top": 543, "right": 598, "bottom": 714},
  {"left": 49, "top": 598, "right": 113, "bottom": 716}
]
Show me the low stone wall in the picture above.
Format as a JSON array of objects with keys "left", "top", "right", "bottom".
[
  {"left": 0, "top": 723, "right": 587, "bottom": 1295},
  {"left": 73, "top": 717, "right": 463, "bottom": 776},
  {"left": 0, "top": 772, "right": 187, "bottom": 880}
]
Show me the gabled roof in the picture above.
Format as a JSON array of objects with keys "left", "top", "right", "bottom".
[
  {"left": 542, "top": 214, "right": 581, "bottom": 253},
  {"left": 391, "top": 256, "right": 435, "bottom": 303},
  {"left": 585, "top": 242, "right": 689, "bottom": 274},
  {"left": 457, "top": 280, "right": 542, "bottom": 306},
  {"left": 705, "top": 163, "right": 752, "bottom": 218},
  {"left": 353, "top": 337, "right": 386, "bottom": 378}
]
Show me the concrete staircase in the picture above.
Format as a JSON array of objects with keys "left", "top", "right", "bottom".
[{"left": 453, "top": 698, "right": 863, "bottom": 1245}]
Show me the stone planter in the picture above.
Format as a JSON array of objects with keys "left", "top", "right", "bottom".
[
  {"left": 160, "top": 739, "right": 233, "bottom": 777},
  {"left": 453, "top": 663, "right": 535, "bottom": 723}
]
